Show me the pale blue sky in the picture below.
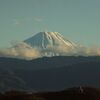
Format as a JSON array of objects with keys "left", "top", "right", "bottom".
[{"left": 0, "top": 0, "right": 100, "bottom": 48}]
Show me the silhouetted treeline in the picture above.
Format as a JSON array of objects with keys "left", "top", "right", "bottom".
[{"left": 0, "top": 86, "right": 100, "bottom": 100}]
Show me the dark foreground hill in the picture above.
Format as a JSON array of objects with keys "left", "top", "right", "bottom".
[
  {"left": 1, "top": 87, "right": 100, "bottom": 100},
  {"left": 16, "top": 61, "right": 100, "bottom": 91},
  {"left": 0, "top": 56, "right": 100, "bottom": 91}
]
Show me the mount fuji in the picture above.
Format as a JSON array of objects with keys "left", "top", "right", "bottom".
[
  {"left": 0, "top": 33, "right": 100, "bottom": 92},
  {"left": 24, "top": 32, "right": 76, "bottom": 57}
]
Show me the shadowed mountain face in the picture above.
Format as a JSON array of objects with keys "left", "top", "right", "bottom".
[{"left": 0, "top": 56, "right": 100, "bottom": 91}]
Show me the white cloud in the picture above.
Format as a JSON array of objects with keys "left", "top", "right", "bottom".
[
  {"left": 46, "top": 44, "right": 100, "bottom": 56},
  {"left": 76, "top": 45, "right": 100, "bottom": 56},
  {"left": 0, "top": 42, "right": 41, "bottom": 60},
  {"left": 46, "top": 44, "right": 75, "bottom": 56},
  {"left": 0, "top": 42, "right": 100, "bottom": 60}
]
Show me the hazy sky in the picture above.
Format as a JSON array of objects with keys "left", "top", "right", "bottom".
[{"left": 0, "top": 0, "right": 100, "bottom": 48}]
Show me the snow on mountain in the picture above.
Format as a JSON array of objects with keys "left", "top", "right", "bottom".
[
  {"left": 1, "top": 32, "right": 100, "bottom": 59},
  {"left": 24, "top": 32, "right": 77, "bottom": 57}
]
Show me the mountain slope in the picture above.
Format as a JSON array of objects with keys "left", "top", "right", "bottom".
[
  {"left": 24, "top": 32, "right": 76, "bottom": 56},
  {"left": 24, "top": 32, "right": 76, "bottom": 49}
]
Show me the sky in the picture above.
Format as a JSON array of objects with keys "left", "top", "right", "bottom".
[{"left": 0, "top": 0, "right": 100, "bottom": 48}]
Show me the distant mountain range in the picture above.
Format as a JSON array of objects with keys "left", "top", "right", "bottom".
[{"left": 0, "top": 56, "right": 100, "bottom": 91}]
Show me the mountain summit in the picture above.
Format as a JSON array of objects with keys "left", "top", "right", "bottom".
[
  {"left": 24, "top": 32, "right": 76, "bottom": 57},
  {"left": 24, "top": 32, "right": 76, "bottom": 49}
]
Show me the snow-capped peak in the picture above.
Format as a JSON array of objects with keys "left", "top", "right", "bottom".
[
  {"left": 24, "top": 32, "right": 76, "bottom": 56},
  {"left": 24, "top": 32, "right": 76, "bottom": 48}
]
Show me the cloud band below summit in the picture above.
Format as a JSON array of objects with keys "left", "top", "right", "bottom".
[{"left": 0, "top": 32, "right": 100, "bottom": 59}]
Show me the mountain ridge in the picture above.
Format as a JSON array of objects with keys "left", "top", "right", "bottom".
[{"left": 0, "top": 56, "right": 100, "bottom": 91}]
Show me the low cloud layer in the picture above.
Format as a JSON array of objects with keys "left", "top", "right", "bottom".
[
  {"left": 76, "top": 45, "right": 100, "bottom": 56},
  {"left": 0, "top": 42, "right": 41, "bottom": 60},
  {"left": 0, "top": 42, "right": 100, "bottom": 60}
]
